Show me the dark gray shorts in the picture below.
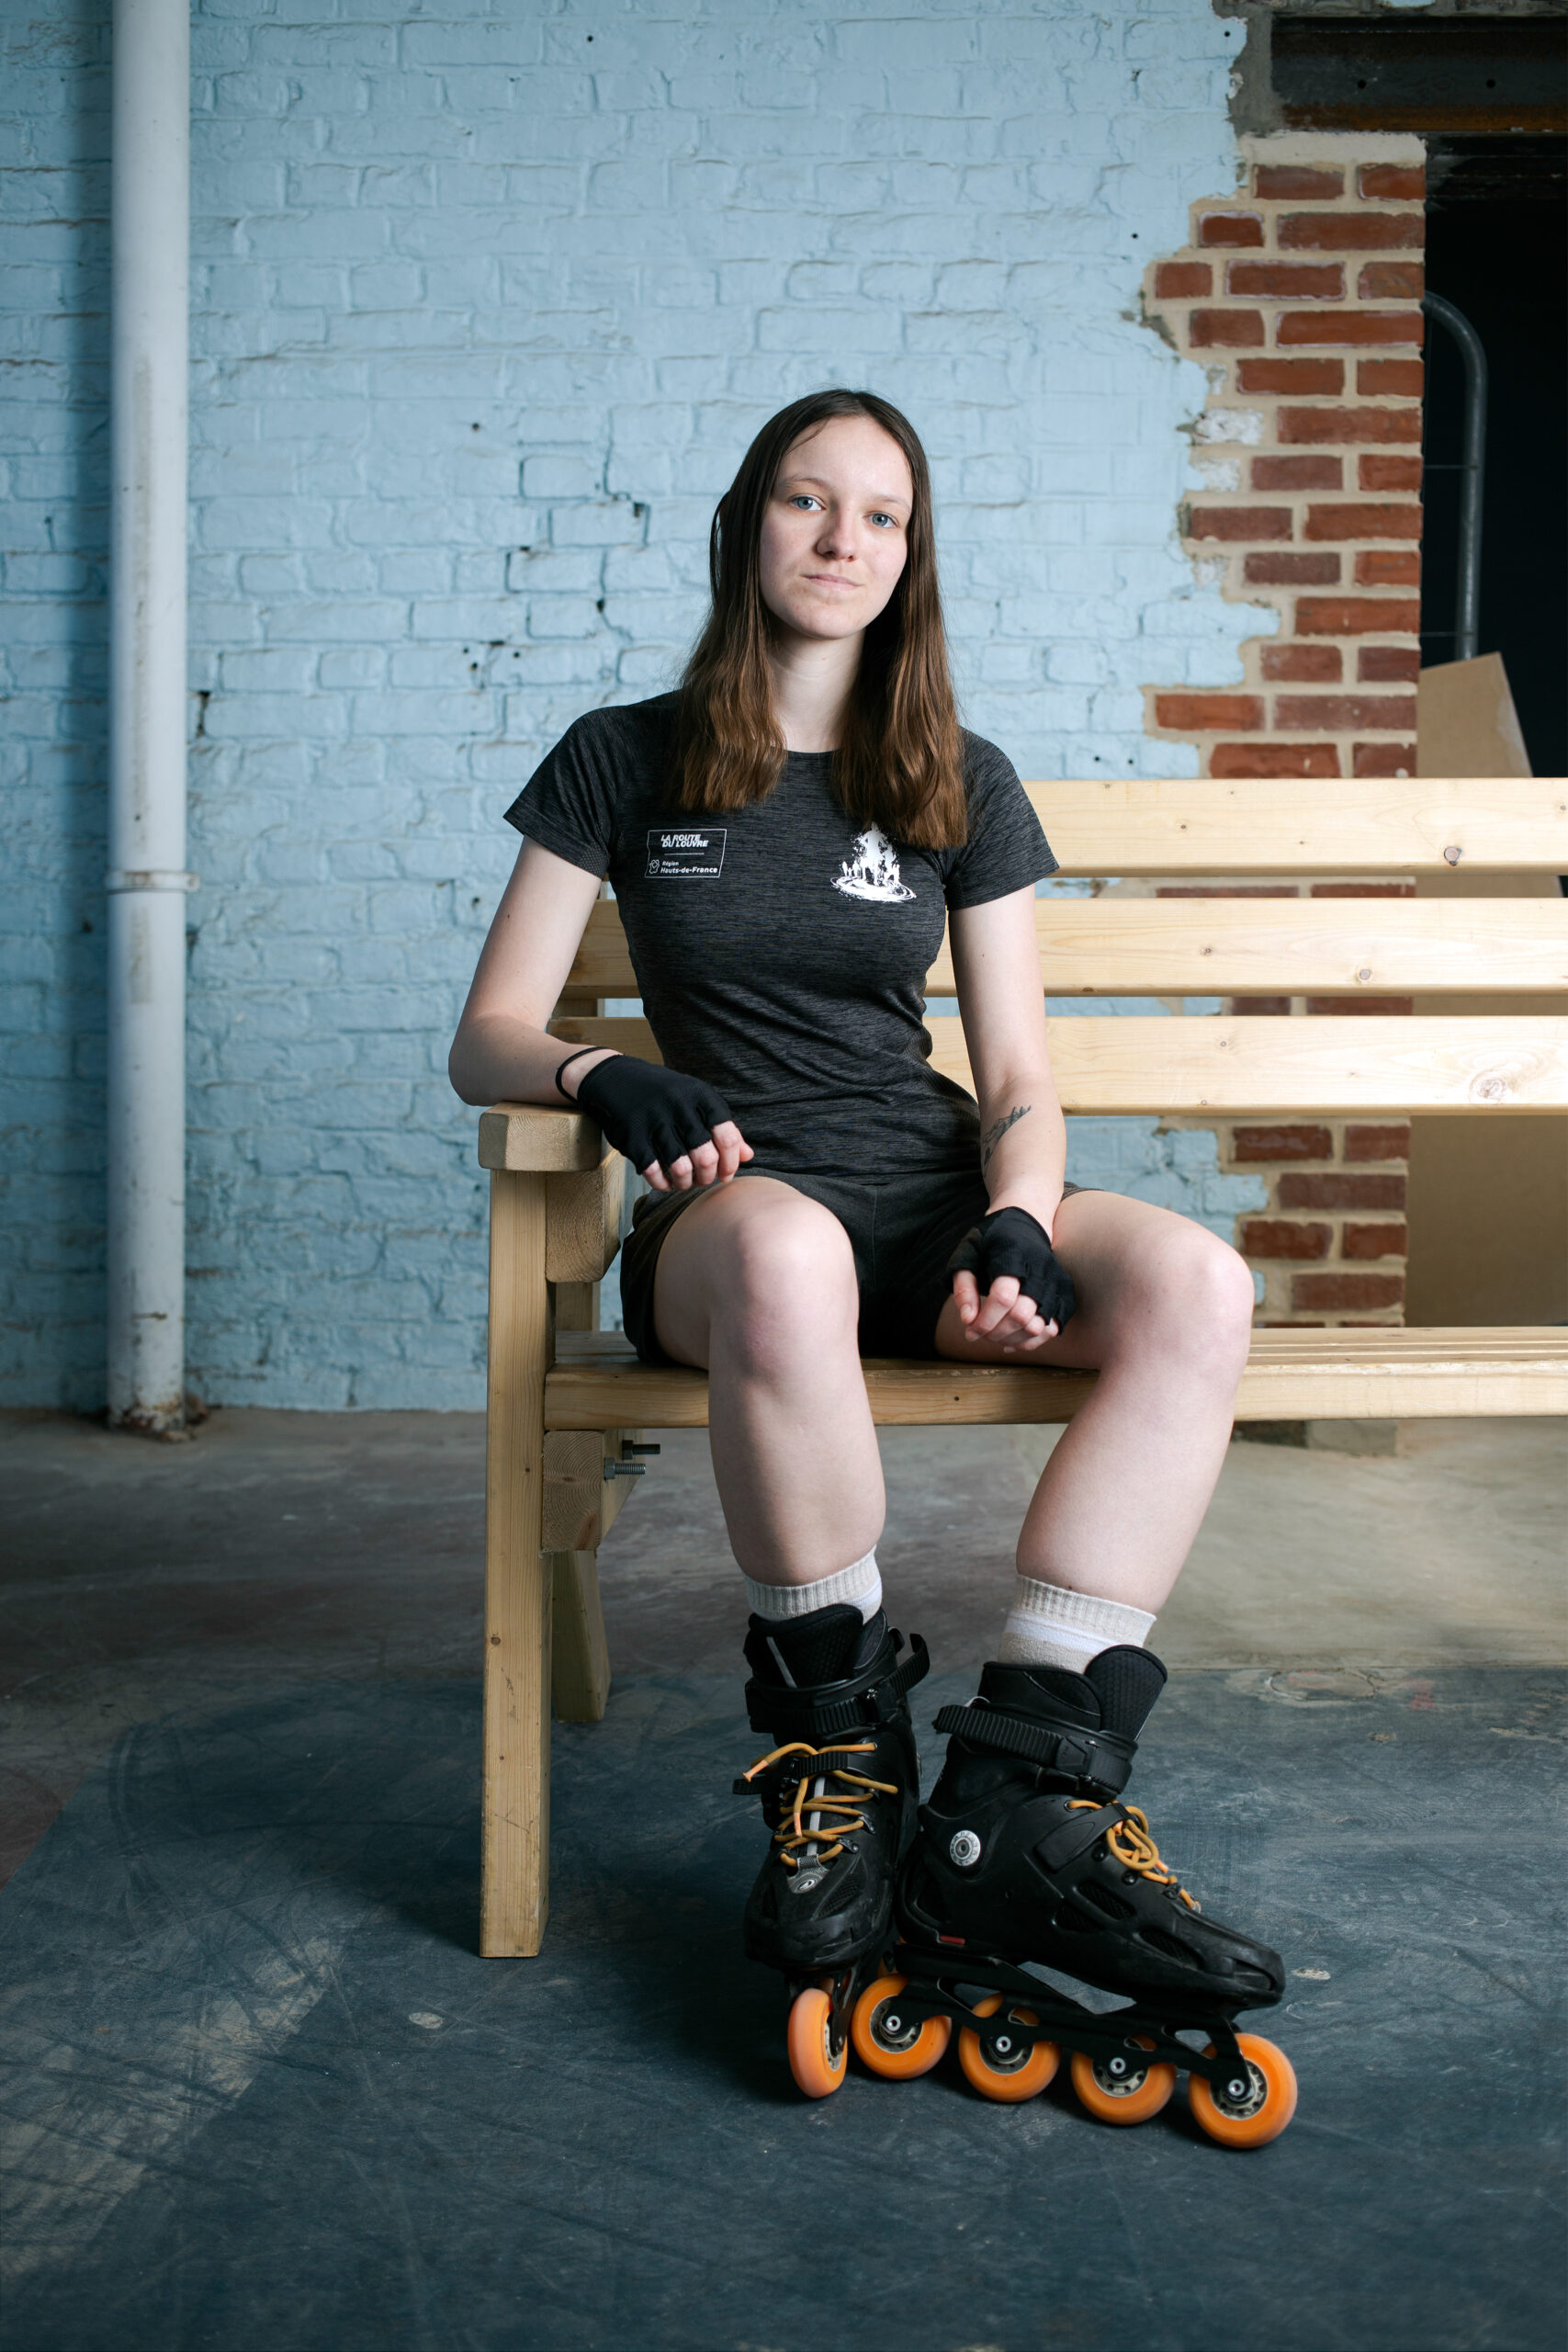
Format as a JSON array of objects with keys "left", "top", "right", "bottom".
[{"left": 618, "top": 1166, "right": 1087, "bottom": 1367}]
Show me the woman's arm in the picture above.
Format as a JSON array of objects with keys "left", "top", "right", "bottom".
[
  {"left": 449, "top": 840, "right": 607, "bottom": 1107},
  {"left": 448, "top": 839, "right": 749, "bottom": 1189},
  {"left": 948, "top": 885, "right": 1068, "bottom": 1346}
]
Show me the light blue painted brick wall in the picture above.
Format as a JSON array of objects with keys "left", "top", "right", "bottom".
[{"left": 2, "top": 0, "right": 1266, "bottom": 1410}]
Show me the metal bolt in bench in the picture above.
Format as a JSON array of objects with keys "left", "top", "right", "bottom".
[{"left": 476, "top": 775, "right": 1568, "bottom": 1956}]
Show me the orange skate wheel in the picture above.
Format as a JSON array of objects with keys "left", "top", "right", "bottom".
[
  {"left": 786, "top": 1984, "right": 847, "bottom": 2099},
  {"left": 1068, "top": 2035, "right": 1177, "bottom": 2126},
  {"left": 957, "top": 1995, "right": 1060, "bottom": 2103},
  {"left": 851, "top": 1974, "right": 952, "bottom": 2080},
  {"left": 1187, "top": 2034, "right": 1298, "bottom": 2149}
]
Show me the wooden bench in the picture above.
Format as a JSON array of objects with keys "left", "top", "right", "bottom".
[{"left": 475, "top": 775, "right": 1568, "bottom": 1956}]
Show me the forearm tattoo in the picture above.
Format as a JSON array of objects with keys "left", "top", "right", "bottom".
[{"left": 981, "top": 1102, "right": 1032, "bottom": 1169}]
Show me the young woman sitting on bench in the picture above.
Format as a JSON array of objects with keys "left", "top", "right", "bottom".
[{"left": 451, "top": 388, "right": 1291, "bottom": 2117}]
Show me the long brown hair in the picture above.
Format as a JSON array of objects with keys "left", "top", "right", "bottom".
[{"left": 672, "top": 390, "right": 966, "bottom": 849}]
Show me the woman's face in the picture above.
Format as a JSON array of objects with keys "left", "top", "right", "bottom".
[{"left": 757, "top": 414, "right": 914, "bottom": 646}]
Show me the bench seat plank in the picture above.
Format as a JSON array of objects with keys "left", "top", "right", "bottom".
[
  {"left": 544, "top": 1013, "right": 1568, "bottom": 1114},
  {"left": 547, "top": 1328, "right": 1568, "bottom": 1428}
]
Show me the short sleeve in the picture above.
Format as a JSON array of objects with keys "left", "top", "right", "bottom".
[
  {"left": 502, "top": 711, "right": 621, "bottom": 878},
  {"left": 942, "top": 734, "right": 1059, "bottom": 910}
]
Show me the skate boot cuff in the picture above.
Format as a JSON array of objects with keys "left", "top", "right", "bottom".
[
  {"left": 744, "top": 1631, "right": 930, "bottom": 1743},
  {"left": 931, "top": 1701, "right": 1136, "bottom": 1795}
]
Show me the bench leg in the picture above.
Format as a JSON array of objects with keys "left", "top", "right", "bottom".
[
  {"left": 482, "top": 1168, "right": 553, "bottom": 1958},
  {"left": 549, "top": 1549, "right": 612, "bottom": 1722}
]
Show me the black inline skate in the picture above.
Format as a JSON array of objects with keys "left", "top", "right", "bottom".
[
  {"left": 733, "top": 1602, "right": 929, "bottom": 2098},
  {"left": 850, "top": 1645, "right": 1298, "bottom": 2147}
]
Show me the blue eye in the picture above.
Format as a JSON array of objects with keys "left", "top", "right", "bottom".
[
  {"left": 870, "top": 512, "right": 897, "bottom": 528},
  {"left": 789, "top": 495, "right": 820, "bottom": 511}
]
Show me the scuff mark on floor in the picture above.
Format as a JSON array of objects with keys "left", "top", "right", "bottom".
[{"left": 2, "top": 1930, "right": 339, "bottom": 2285}]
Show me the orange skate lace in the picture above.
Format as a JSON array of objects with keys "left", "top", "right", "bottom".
[
  {"left": 1070, "top": 1799, "right": 1201, "bottom": 1912},
  {"left": 739, "top": 1740, "right": 897, "bottom": 1870}
]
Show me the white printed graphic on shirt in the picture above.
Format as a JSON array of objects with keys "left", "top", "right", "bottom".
[{"left": 832, "top": 825, "right": 916, "bottom": 903}]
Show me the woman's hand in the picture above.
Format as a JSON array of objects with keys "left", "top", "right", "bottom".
[
  {"left": 569, "top": 1052, "right": 753, "bottom": 1192},
  {"left": 947, "top": 1205, "right": 1077, "bottom": 1353}
]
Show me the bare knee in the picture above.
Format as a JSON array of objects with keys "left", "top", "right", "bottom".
[
  {"left": 1157, "top": 1227, "right": 1256, "bottom": 1375},
  {"left": 1107, "top": 1222, "right": 1256, "bottom": 1382},
  {"left": 704, "top": 1193, "right": 858, "bottom": 1374}
]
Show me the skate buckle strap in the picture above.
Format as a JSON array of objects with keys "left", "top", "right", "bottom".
[
  {"left": 931, "top": 1702, "right": 1134, "bottom": 1794},
  {"left": 744, "top": 1632, "right": 931, "bottom": 1741},
  {"left": 733, "top": 1739, "right": 898, "bottom": 1871}
]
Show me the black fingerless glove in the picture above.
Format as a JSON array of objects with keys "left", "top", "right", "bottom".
[
  {"left": 945, "top": 1205, "right": 1077, "bottom": 1331},
  {"left": 572, "top": 1054, "right": 735, "bottom": 1176}
]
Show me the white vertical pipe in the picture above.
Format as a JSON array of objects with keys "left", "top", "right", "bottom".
[{"left": 107, "top": 0, "right": 192, "bottom": 1431}]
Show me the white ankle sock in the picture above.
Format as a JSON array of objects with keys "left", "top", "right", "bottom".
[
  {"left": 743, "top": 1547, "right": 883, "bottom": 1625},
  {"left": 997, "top": 1576, "right": 1154, "bottom": 1672}
]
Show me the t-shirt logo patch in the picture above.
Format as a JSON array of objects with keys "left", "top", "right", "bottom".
[
  {"left": 646, "top": 827, "right": 726, "bottom": 878},
  {"left": 833, "top": 824, "right": 915, "bottom": 903}
]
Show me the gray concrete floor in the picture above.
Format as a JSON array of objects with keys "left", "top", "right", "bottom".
[
  {"left": 2, "top": 1407, "right": 1562, "bottom": 1890},
  {"left": 2, "top": 1407, "right": 1564, "bottom": 2352},
  {"left": 4, "top": 1664, "right": 1563, "bottom": 2352}
]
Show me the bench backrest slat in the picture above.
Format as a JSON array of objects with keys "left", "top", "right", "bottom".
[
  {"left": 566, "top": 896, "right": 1568, "bottom": 998},
  {"left": 547, "top": 1012, "right": 1568, "bottom": 1115},
  {"left": 1028, "top": 778, "right": 1568, "bottom": 875}
]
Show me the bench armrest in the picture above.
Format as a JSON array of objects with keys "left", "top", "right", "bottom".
[
  {"left": 478, "top": 1102, "right": 604, "bottom": 1172},
  {"left": 479, "top": 1105, "right": 627, "bottom": 1285},
  {"left": 546, "top": 1152, "right": 626, "bottom": 1285}
]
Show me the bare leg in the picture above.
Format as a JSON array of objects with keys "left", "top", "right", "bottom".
[
  {"left": 653, "top": 1179, "right": 884, "bottom": 1585},
  {"left": 934, "top": 1191, "right": 1256, "bottom": 1616}
]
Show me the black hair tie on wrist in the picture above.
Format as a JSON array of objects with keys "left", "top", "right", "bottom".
[{"left": 554, "top": 1046, "right": 605, "bottom": 1102}]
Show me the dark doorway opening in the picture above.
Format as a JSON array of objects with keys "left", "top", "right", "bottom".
[{"left": 1420, "top": 137, "right": 1567, "bottom": 776}]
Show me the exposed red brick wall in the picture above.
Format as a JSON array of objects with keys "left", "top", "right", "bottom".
[
  {"left": 1142, "top": 137, "right": 1425, "bottom": 1329},
  {"left": 1226, "top": 1120, "right": 1410, "bottom": 1322},
  {"left": 1144, "top": 141, "right": 1426, "bottom": 782}
]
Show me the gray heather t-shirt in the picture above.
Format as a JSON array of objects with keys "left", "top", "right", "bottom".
[{"left": 504, "top": 692, "right": 1056, "bottom": 1178}]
